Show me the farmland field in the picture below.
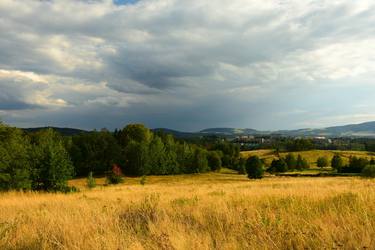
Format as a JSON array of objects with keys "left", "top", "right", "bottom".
[
  {"left": 241, "top": 149, "right": 375, "bottom": 168},
  {"left": 1, "top": 171, "right": 374, "bottom": 249}
]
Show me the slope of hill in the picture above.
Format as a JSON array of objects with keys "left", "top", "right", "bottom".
[{"left": 23, "top": 127, "right": 88, "bottom": 136}]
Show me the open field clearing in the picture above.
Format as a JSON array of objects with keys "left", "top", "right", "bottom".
[
  {"left": 1, "top": 172, "right": 374, "bottom": 250},
  {"left": 241, "top": 149, "right": 375, "bottom": 167}
]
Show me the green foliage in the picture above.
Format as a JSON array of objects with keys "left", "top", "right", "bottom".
[
  {"left": 30, "top": 129, "right": 74, "bottom": 191},
  {"left": 117, "top": 124, "right": 152, "bottom": 147},
  {"left": 193, "top": 148, "right": 209, "bottom": 173},
  {"left": 361, "top": 165, "right": 375, "bottom": 178},
  {"left": 207, "top": 151, "right": 222, "bottom": 171},
  {"left": 341, "top": 156, "right": 369, "bottom": 173},
  {"left": 0, "top": 125, "right": 31, "bottom": 191},
  {"left": 331, "top": 154, "right": 343, "bottom": 171},
  {"left": 237, "top": 158, "right": 247, "bottom": 174},
  {"left": 86, "top": 171, "right": 96, "bottom": 189},
  {"left": 296, "top": 154, "right": 309, "bottom": 170},
  {"left": 124, "top": 140, "right": 150, "bottom": 176},
  {"left": 70, "top": 131, "right": 121, "bottom": 176},
  {"left": 246, "top": 156, "right": 264, "bottom": 179},
  {"left": 284, "top": 153, "right": 296, "bottom": 170},
  {"left": 269, "top": 158, "right": 288, "bottom": 173},
  {"left": 317, "top": 156, "right": 329, "bottom": 168}
]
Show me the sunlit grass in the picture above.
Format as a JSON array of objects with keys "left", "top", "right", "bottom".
[{"left": 1, "top": 172, "right": 374, "bottom": 249}]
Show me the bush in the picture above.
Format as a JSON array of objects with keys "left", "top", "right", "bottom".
[
  {"left": 207, "top": 151, "right": 222, "bottom": 171},
  {"left": 362, "top": 165, "right": 375, "bottom": 178},
  {"left": 86, "top": 171, "right": 96, "bottom": 189},
  {"left": 237, "top": 158, "right": 247, "bottom": 174},
  {"left": 317, "top": 156, "right": 329, "bottom": 168},
  {"left": 246, "top": 156, "right": 264, "bottom": 179},
  {"left": 106, "top": 164, "right": 124, "bottom": 184},
  {"left": 331, "top": 154, "right": 343, "bottom": 171},
  {"left": 296, "top": 155, "right": 309, "bottom": 170},
  {"left": 140, "top": 175, "right": 146, "bottom": 185},
  {"left": 269, "top": 159, "right": 288, "bottom": 173}
]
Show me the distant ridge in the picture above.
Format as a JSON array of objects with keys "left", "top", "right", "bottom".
[
  {"left": 22, "top": 127, "right": 88, "bottom": 136},
  {"left": 20, "top": 121, "right": 375, "bottom": 138}
]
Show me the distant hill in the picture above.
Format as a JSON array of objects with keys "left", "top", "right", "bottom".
[
  {"left": 22, "top": 127, "right": 88, "bottom": 136},
  {"left": 199, "top": 128, "right": 260, "bottom": 135},
  {"left": 20, "top": 121, "right": 375, "bottom": 138},
  {"left": 152, "top": 128, "right": 197, "bottom": 138}
]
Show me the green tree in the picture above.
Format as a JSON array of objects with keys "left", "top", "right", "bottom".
[
  {"left": 296, "top": 155, "right": 309, "bottom": 170},
  {"left": 30, "top": 129, "right": 74, "bottom": 191},
  {"left": 193, "top": 148, "right": 209, "bottom": 173},
  {"left": 117, "top": 124, "right": 152, "bottom": 147},
  {"left": 317, "top": 156, "right": 329, "bottom": 168},
  {"left": 284, "top": 153, "right": 296, "bottom": 170},
  {"left": 124, "top": 140, "right": 150, "bottom": 176},
  {"left": 207, "top": 151, "right": 222, "bottom": 171},
  {"left": 70, "top": 131, "right": 121, "bottom": 176},
  {"left": 246, "top": 156, "right": 264, "bottom": 179},
  {"left": 331, "top": 154, "right": 343, "bottom": 172},
  {"left": 362, "top": 165, "right": 375, "bottom": 178},
  {"left": 269, "top": 158, "right": 288, "bottom": 173},
  {"left": 0, "top": 125, "right": 31, "bottom": 190}
]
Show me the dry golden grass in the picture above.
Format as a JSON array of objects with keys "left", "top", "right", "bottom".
[
  {"left": 241, "top": 149, "right": 375, "bottom": 167},
  {"left": 1, "top": 172, "right": 375, "bottom": 249}
]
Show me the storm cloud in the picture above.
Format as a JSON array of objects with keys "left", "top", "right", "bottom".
[{"left": 1, "top": 0, "right": 375, "bottom": 131}]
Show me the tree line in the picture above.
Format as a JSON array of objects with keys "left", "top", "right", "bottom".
[{"left": 0, "top": 123, "right": 241, "bottom": 192}]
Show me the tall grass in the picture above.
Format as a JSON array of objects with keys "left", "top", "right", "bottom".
[{"left": 0, "top": 173, "right": 374, "bottom": 249}]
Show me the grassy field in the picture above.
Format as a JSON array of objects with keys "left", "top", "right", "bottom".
[
  {"left": 241, "top": 149, "right": 375, "bottom": 168},
  {"left": 1, "top": 171, "right": 374, "bottom": 249}
]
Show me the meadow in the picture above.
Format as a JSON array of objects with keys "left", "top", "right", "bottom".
[
  {"left": 240, "top": 149, "right": 375, "bottom": 168},
  {"left": 1, "top": 171, "right": 374, "bottom": 249}
]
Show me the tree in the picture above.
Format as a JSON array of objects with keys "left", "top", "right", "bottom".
[
  {"left": 0, "top": 125, "right": 31, "bottom": 191},
  {"left": 331, "top": 154, "right": 343, "bottom": 172},
  {"left": 296, "top": 155, "right": 309, "bottom": 170},
  {"left": 269, "top": 158, "right": 288, "bottom": 173},
  {"left": 124, "top": 140, "right": 150, "bottom": 176},
  {"left": 207, "top": 151, "right": 222, "bottom": 171},
  {"left": 284, "top": 153, "right": 296, "bottom": 170},
  {"left": 246, "top": 156, "right": 264, "bottom": 179},
  {"left": 117, "top": 124, "right": 152, "bottom": 147},
  {"left": 70, "top": 131, "right": 121, "bottom": 176},
  {"left": 362, "top": 165, "right": 375, "bottom": 178},
  {"left": 193, "top": 148, "right": 209, "bottom": 173},
  {"left": 30, "top": 129, "right": 74, "bottom": 191},
  {"left": 236, "top": 157, "right": 247, "bottom": 174},
  {"left": 317, "top": 156, "right": 329, "bottom": 168}
]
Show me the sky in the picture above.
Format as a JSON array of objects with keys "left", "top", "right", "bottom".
[{"left": 1, "top": 0, "right": 375, "bottom": 131}]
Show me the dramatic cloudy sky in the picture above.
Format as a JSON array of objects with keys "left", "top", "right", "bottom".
[{"left": 1, "top": 0, "right": 375, "bottom": 131}]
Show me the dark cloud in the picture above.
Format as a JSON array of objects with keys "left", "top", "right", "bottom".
[{"left": 1, "top": 0, "right": 375, "bottom": 130}]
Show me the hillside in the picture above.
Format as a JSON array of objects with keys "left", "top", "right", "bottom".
[{"left": 22, "top": 127, "right": 88, "bottom": 136}]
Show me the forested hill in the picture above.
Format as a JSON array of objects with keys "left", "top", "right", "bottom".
[{"left": 22, "top": 127, "right": 88, "bottom": 136}]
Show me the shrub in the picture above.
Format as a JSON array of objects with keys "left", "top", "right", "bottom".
[
  {"left": 331, "top": 154, "right": 343, "bottom": 172},
  {"left": 296, "top": 155, "right": 309, "bottom": 170},
  {"left": 207, "top": 151, "right": 222, "bottom": 171},
  {"left": 140, "top": 175, "right": 146, "bottom": 185},
  {"left": 362, "top": 165, "right": 375, "bottom": 178},
  {"left": 246, "top": 156, "right": 264, "bottom": 179},
  {"left": 317, "top": 156, "right": 329, "bottom": 168},
  {"left": 237, "top": 158, "right": 247, "bottom": 174},
  {"left": 284, "top": 153, "right": 296, "bottom": 170},
  {"left": 86, "top": 171, "right": 96, "bottom": 189},
  {"left": 269, "top": 158, "right": 288, "bottom": 173},
  {"left": 106, "top": 164, "right": 124, "bottom": 184}
]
